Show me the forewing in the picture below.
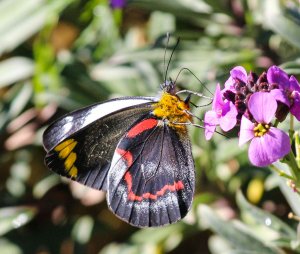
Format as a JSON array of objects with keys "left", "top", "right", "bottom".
[
  {"left": 43, "top": 96, "right": 156, "bottom": 152},
  {"left": 107, "top": 119, "right": 195, "bottom": 227},
  {"left": 44, "top": 102, "right": 154, "bottom": 191}
]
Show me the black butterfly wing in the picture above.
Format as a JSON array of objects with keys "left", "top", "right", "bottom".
[
  {"left": 43, "top": 97, "right": 156, "bottom": 152},
  {"left": 43, "top": 97, "right": 156, "bottom": 191},
  {"left": 107, "top": 117, "right": 195, "bottom": 227}
]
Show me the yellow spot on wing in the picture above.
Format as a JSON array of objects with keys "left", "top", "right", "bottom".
[
  {"left": 65, "top": 152, "right": 77, "bottom": 170},
  {"left": 54, "top": 139, "right": 75, "bottom": 151},
  {"left": 57, "top": 140, "right": 77, "bottom": 159},
  {"left": 69, "top": 166, "right": 78, "bottom": 178},
  {"left": 54, "top": 139, "right": 79, "bottom": 178}
]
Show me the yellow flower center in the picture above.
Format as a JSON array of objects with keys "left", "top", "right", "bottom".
[{"left": 253, "top": 123, "right": 270, "bottom": 137}]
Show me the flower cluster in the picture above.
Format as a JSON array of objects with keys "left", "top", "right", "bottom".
[{"left": 205, "top": 66, "right": 300, "bottom": 167}]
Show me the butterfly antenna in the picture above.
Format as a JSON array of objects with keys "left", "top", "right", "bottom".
[
  {"left": 190, "top": 100, "right": 213, "bottom": 108},
  {"left": 174, "top": 67, "right": 213, "bottom": 96},
  {"left": 163, "top": 32, "right": 171, "bottom": 84},
  {"left": 164, "top": 37, "right": 180, "bottom": 86},
  {"left": 177, "top": 90, "right": 212, "bottom": 101}
]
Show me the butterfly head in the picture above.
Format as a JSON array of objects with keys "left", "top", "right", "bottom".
[{"left": 161, "top": 80, "right": 176, "bottom": 95}]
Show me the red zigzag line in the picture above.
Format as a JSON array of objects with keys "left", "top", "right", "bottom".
[{"left": 116, "top": 148, "right": 184, "bottom": 201}]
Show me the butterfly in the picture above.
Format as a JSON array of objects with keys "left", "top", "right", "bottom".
[{"left": 42, "top": 37, "right": 207, "bottom": 227}]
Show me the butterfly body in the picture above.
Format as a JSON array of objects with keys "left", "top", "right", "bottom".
[{"left": 43, "top": 82, "right": 195, "bottom": 227}]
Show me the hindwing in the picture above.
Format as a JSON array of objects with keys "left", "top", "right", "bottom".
[{"left": 107, "top": 116, "right": 195, "bottom": 227}]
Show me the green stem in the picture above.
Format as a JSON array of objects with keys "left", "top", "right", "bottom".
[
  {"left": 289, "top": 114, "right": 295, "bottom": 140},
  {"left": 270, "top": 164, "right": 294, "bottom": 180},
  {"left": 286, "top": 151, "right": 300, "bottom": 186},
  {"left": 290, "top": 114, "right": 294, "bottom": 132},
  {"left": 113, "top": 8, "right": 123, "bottom": 27},
  {"left": 295, "top": 131, "right": 300, "bottom": 168}
]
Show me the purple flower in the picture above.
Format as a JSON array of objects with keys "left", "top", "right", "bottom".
[
  {"left": 267, "top": 66, "right": 300, "bottom": 121},
  {"left": 290, "top": 90, "right": 300, "bottom": 119},
  {"left": 267, "top": 66, "right": 290, "bottom": 106},
  {"left": 239, "top": 92, "right": 291, "bottom": 167},
  {"left": 223, "top": 66, "right": 247, "bottom": 92},
  {"left": 204, "top": 84, "right": 238, "bottom": 140},
  {"left": 110, "top": 0, "right": 126, "bottom": 9},
  {"left": 222, "top": 65, "right": 300, "bottom": 123}
]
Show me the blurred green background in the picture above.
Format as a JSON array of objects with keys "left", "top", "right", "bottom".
[{"left": 1, "top": 0, "right": 300, "bottom": 253}]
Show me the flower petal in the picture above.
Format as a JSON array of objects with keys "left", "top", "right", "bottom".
[
  {"left": 223, "top": 66, "right": 247, "bottom": 92},
  {"left": 248, "top": 92, "right": 277, "bottom": 123},
  {"left": 230, "top": 66, "right": 247, "bottom": 83},
  {"left": 267, "top": 66, "right": 289, "bottom": 89},
  {"left": 289, "top": 76, "right": 300, "bottom": 93},
  {"left": 239, "top": 115, "right": 255, "bottom": 146},
  {"left": 204, "top": 110, "right": 219, "bottom": 140},
  {"left": 270, "top": 89, "right": 290, "bottom": 107},
  {"left": 248, "top": 127, "right": 290, "bottom": 167},
  {"left": 219, "top": 101, "right": 238, "bottom": 131},
  {"left": 223, "top": 76, "right": 236, "bottom": 92},
  {"left": 212, "top": 84, "right": 224, "bottom": 112},
  {"left": 290, "top": 92, "right": 300, "bottom": 121}
]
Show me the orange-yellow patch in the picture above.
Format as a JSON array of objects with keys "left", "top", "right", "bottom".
[
  {"left": 152, "top": 92, "right": 191, "bottom": 129},
  {"left": 54, "top": 139, "right": 78, "bottom": 178}
]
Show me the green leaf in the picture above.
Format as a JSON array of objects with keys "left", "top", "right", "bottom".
[
  {"left": 100, "top": 243, "right": 140, "bottom": 254},
  {"left": 263, "top": 0, "right": 300, "bottom": 49},
  {"left": 199, "top": 205, "right": 280, "bottom": 254},
  {"left": 6, "top": 82, "right": 33, "bottom": 119},
  {"left": 75, "top": 4, "right": 121, "bottom": 59},
  {"left": 130, "top": 0, "right": 212, "bottom": 26},
  {"left": 0, "top": 239, "right": 22, "bottom": 254},
  {"left": 280, "top": 59, "right": 300, "bottom": 75},
  {"left": 221, "top": 251, "right": 273, "bottom": 254},
  {"left": 273, "top": 162, "right": 300, "bottom": 216},
  {"left": 236, "top": 190, "right": 296, "bottom": 239},
  {"left": 215, "top": 138, "right": 245, "bottom": 163},
  {"left": 131, "top": 224, "right": 183, "bottom": 244},
  {"left": 33, "top": 174, "right": 61, "bottom": 199},
  {"left": 148, "top": 12, "right": 175, "bottom": 41},
  {"left": 0, "top": 0, "right": 75, "bottom": 56},
  {"left": 0, "top": 57, "right": 34, "bottom": 87},
  {"left": 0, "top": 82, "right": 33, "bottom": 131},
  {"left": 0, "top": 206, "right": 37, "bottom": 236},
  {"left": 72, "top": 215, "right": 94, "bottom": 244}
]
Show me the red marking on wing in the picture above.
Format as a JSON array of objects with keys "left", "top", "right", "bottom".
[
  {"left": 117, "top": 145, "right": 184, "bottom": 201},
  {"left": 116, "top": 148, "right": 133, "bottom": 167},
  {"left": 127, "top": 118, "right": 158, "bottom": 138},
  {"left": 124, "top": 171, "right": 184, "bottom": 201}
]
